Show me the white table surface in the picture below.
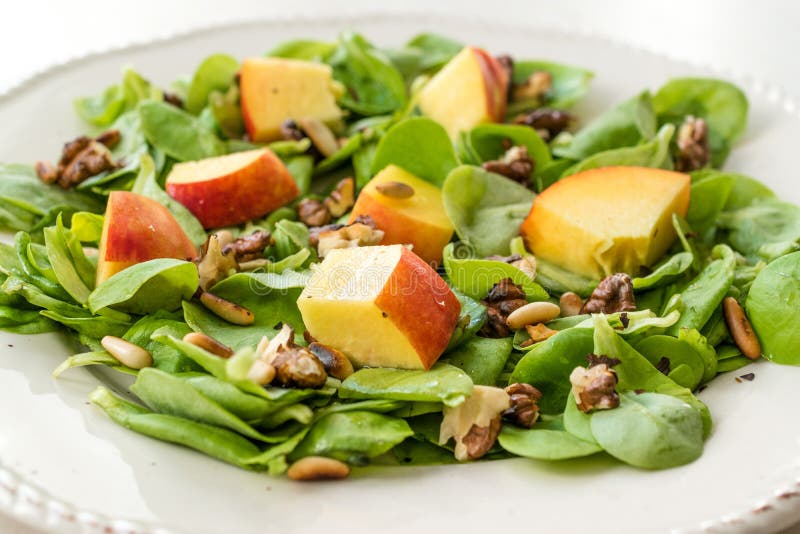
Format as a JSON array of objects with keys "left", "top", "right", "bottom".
[{"left": 1, "top": 1, "right": 798, "bottom": 532}]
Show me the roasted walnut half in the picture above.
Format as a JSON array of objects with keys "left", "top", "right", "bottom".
[
  {"left": 675, "top": 115, "right": 711, "bottom": 172},
  {"left": 481, "top": 145, "right": 535, "bottom": 188},
  {"left": 255, "top": 324, "right": 328, "bottom": 389},
  {"left": 36, "top": 130, "right": 121, "bottom": 189},
  {"left": 581, "top": 273, "right": 636, "bottom": 314},
  {"left": 297, "top": 199, "right": 332, "bottom": 227},
  {"left": 222, "top": 229, "right": 274, "bottom": 263},
  {"left": 569, "top": 362, "right": 620, "bottom": 413},
  {"left": 440, "top": 385, "right": 511, "bottom": 461},
  {"left": 480, "top": 278, "right": 528, "bottom": 338},
  {"left": 512, "top": 108, "right": 575, "bottom": 141},
  {"left": 503, "top": 383, "right": 542, "bottom": 428}
]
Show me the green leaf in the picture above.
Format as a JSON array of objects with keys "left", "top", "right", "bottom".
[
  {"left": 88, "top": 259, "right": 199, "bottom": 314},
  {"left": 131, "top": 368, "right": 284, "bottom": 443},
  {"left": 498, "top": 417, "right": 602, "bottom": 460},
  {"left": 0, "top": 164, "right": 104, "bottom": 233},
  {"left": 510, "top": 60, "right": 593, "bottom": 112},
  {"left": 442, "top": 242, "right": 548, "bottom": 301},
  {"left": 664, "top": 245, "right": 736, "bottom": 335},
  {"left": 339, "top": 363, "right": 474, "bottom": 407},
  {"left": 328, "top": 32, "right": 407, "bottom": 116},
  {"left": 370, "top": 117, "right": 458, "bottom": 186},
  {"left": 561, "top": 123, "right": 674, "bottom": 177},
  {"left": 266, "top": 40, "right": 336, "bottom": 61},
  {"left": 291, "top": 411, "right": 413, "bottom": 463},
  {"left": 590, "top": 391, "right": 704, "bottom": 469},
  {"left": 139, "top": 100, "right": 226, "bottom": 162},
  {"left": 185, "top": 54, "right": 239, "bottom": 114},
  {"left": 458, "top": 123, "right": 552, "bottom": 171},
  {"left": 746, "top": 251, "right": 800, "bottom": 364},
  {"left": 632, "top": 252, "right": 694, "bottom": 291},
  {"left": 654, "top": 78, "right": 748, "bottom": 167},
  {"left": 442, "top": 336, "right": 512, "bottom": 386},
  {"left": 555, "top": 91, "right": 656, "bottom": 160},
  {"left": 509, "top": 327, "right": 595, "bottom": 413},
  {"left": 442, "top": 165, "right": 535, "bottom": 257}
]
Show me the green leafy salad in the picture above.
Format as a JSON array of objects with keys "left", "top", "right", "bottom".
[{"left": 1, "top": 31, "right": 798, "bottom": 480}]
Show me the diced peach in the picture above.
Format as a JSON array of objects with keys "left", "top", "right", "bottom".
[
  {"left": 165, "top": 148, "right": 298, "bottom": 229},
  {"left": 96, "top": 191, "right": 198, "bottom": 285},
  {"left": 521, "top": 166, "right": 691, "bottom": 279},
  {"left": 240, "top": 57, "right": 343, "bottom": 142},
  {"left": 416, "top": 46, "right": 509, "bottom": 138},
  {"left": 348, "top": 165, "right": 454, "bottom": 265},
  {"left": 297, "top": 245, "right": 461, "bottom": 370}
]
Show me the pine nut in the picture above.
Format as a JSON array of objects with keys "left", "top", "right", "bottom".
[
  {"left": 297, "top": 118, "right": 339, "bottom": 157},
  {"left": 559, "top": 292, "right": 583, "bottom": 317},
  {"left": 375, "top": 181, "right": 415, "bottom": 199},
  {"left": 247, "top": 359, "right": 276, "bottom": 385},
  {"left": 182, "top": 332, "right": 234, "bottom": 359},
  {"left": 506, "top": 301, "right": 561, "bottom": 330},
  {"left": 101, "top": 336, "right": 153, "bottom": 370},
  {"left": 309, "top": 342, "right": 354, "bottom": 380},
  {"left": 287, "top": 456, "right": 350, "bottom": 481},
  {"left": 723, "top": 297, "right": 762, "bottom": 360},
  {"left": 199, "top": 292, "right": 254, "bottom": 325}
]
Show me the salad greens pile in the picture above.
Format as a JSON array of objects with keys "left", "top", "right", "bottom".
[{"left": 1, "top": 31, "right": 799, "bottom": 479}]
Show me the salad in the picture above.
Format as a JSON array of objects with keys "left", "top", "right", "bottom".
[{"left": 0, "top": 31, "right": 798, "bottom": 481}]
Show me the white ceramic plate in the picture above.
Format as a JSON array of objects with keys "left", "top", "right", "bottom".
[{"left": 1, "top": 13, "right": 799, "bottom": 534}]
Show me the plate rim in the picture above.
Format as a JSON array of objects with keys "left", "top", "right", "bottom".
[{"left": 1, "top": 10, "right": 800, "bottom": 534}]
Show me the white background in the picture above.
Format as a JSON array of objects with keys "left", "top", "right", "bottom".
[{"left": 1, "top": 0, "right": 798, "bottom": 532}]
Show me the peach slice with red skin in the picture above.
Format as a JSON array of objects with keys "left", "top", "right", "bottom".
[
  {"left": 239, "top": 57, "right": 343, "bottom": 142},
  {"left": 96, "top": 191, "right": 198, "bottom": 285},
  {"left": 416, "top": 46, "right": 509, "bottom": 138},
  {"left": 348, "top": 165, "right": 454, "bottom": 266},
  {"left": 165, "top": 148, "right": 299, "bottom": 229},
  {"left": 297, "top": 245, "right": 461, "bottom": 370}
]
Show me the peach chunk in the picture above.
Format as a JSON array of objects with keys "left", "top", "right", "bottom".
[
  {"left": 96, "top": 191, "right": 198, "bottom": 285},
  {"left": 348, "top": 165, "right": 454, "bottom": 265},
  {"left": 240, "top": 57, "right": 343, "bottom": 142},
  {"left": 416, "top": 46, "right": 509, "bottom": 138},
  {"left": 297, "top": 245, "right": 461, "bottom": 370},
  {"left": 165, "top": 148, "right": 298, "bottom": 229},
  {"left": 521, "top": 166, "right": 691, "bottom": 279}
]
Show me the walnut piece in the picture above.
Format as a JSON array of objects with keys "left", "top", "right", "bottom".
[
  {"left": 36, "top": 130, "right": 121, "bottom": 189},
  {"left": 675, "top": 115, "right": 711, "bottom": 172},
  {"left": 324, "top": 177, "right": 355, "bottom": 217},
  {"left": 255, "top": 324, "right": 328, "bottom": 388},
  {"left": 481, "top": 145, "right": 535, "bottom": 188},
  {"left": 581, "top": 273, "right": 636, "bottom": 314},
  {"left": 512, "top": 108, "right": 574, "bottom": 141},
  {"left": 503, "top": 383, "right": 542, "bottom": 428},
  {"left": 479, "top": 278, "right": 528, "bottom": 338},
  {"left": 512, "top": 70, "right": 552, "bottom": 103},
  {"left": 316, "top": 219, "right": 384, "bottom": 258},
  {"left": 439, "top": 385, "right": 511, "bottom": 461},
  {"left": 569, "top": 363, "right": 620, "bottom": 413},
  {"left": 297, "top": 199, "right": 332, "bottom": 227},
  {"left": 222, "top": 229, "right": 273, "bottom": 263}
]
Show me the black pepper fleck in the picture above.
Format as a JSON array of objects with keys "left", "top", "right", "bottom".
[
  {"left": 273, "top": 322, "right": 283, "bottom": 330},
  {"left": 739, "top": 372, "right": 755, "bottom": 382},
  {"left": 619, "top": 312, "right": 630, "bottom": 329},
  {"left": 382, "top": 312, "right": 388, "bottom": 318}
]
